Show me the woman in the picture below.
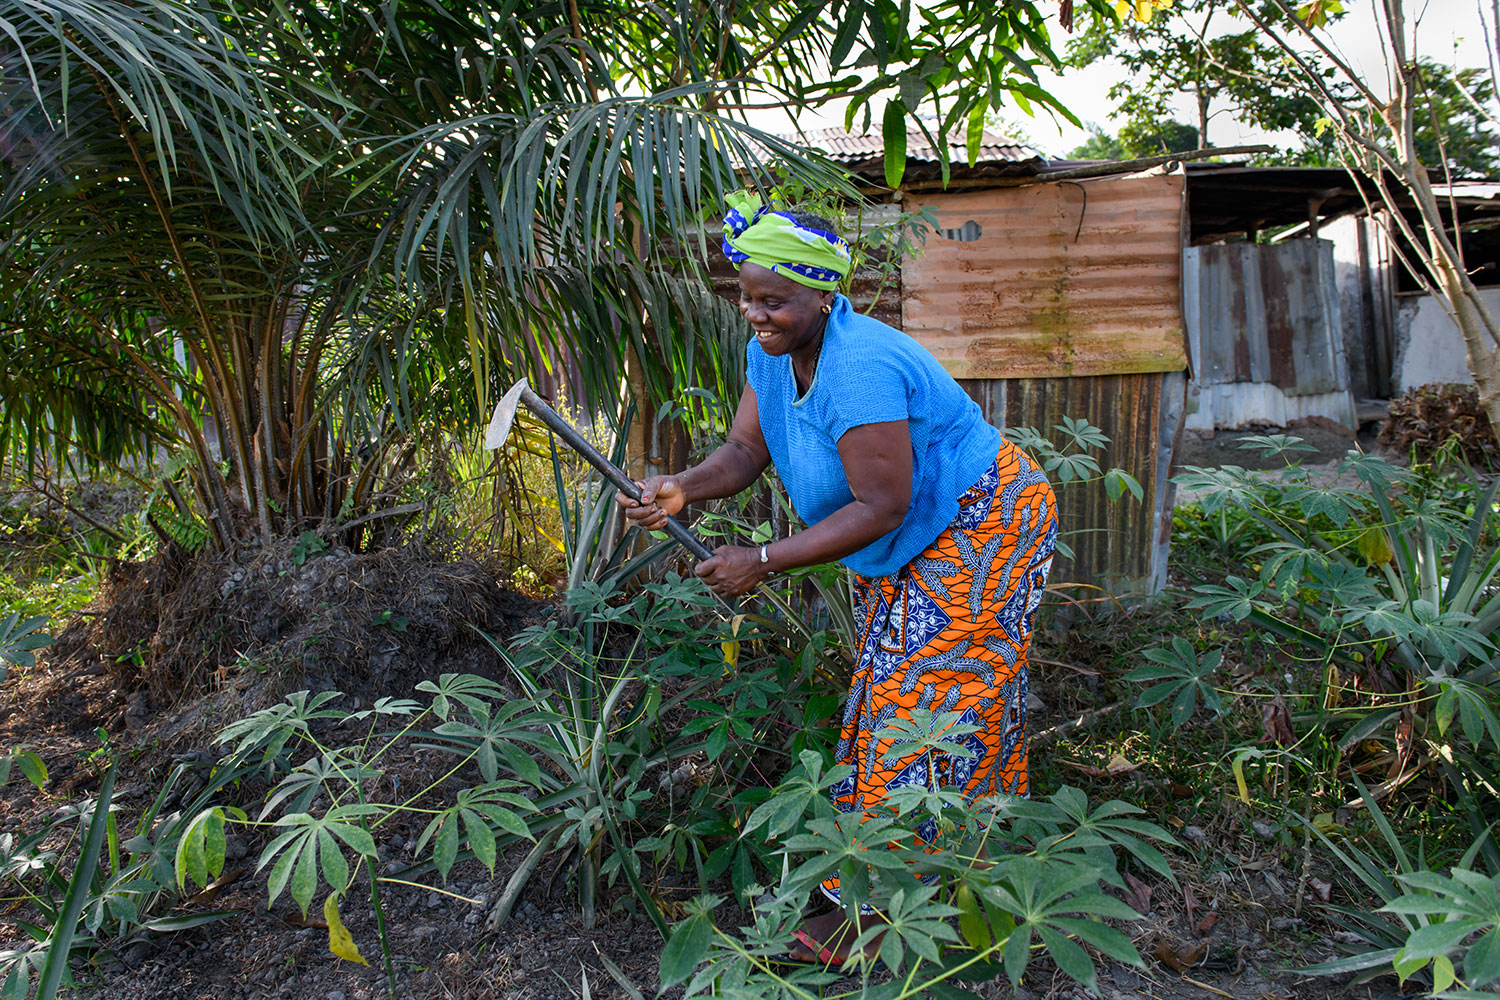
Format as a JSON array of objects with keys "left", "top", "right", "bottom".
[{"left": 618, "top": 194, "right": 1057, "bottom": 966}]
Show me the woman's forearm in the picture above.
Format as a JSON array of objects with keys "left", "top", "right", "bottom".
[
  {"left": 675, "top": 440, "right": 768, "bottom": 504},
  {"left": 760, "top": 499, "right": 903, "bottom": 573}
]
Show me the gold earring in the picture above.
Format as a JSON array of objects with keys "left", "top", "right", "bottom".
[{"left": 821, "top": 303, "right": 831, "bottom": 315}]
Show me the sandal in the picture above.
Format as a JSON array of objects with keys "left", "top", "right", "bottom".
[
  {"left": 783, "top": 928, "right": 887, "bottom": 973},
  {"left": 789, "top": 928, "right": 841, "bottom": 967}
]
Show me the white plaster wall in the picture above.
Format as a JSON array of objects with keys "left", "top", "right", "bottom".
[
  {"left": 1322, "top": 217, "right": 1370, "bottom": 389},
  {"left": 1393, "top": 287, "right": 1500, "bottom": 390}
]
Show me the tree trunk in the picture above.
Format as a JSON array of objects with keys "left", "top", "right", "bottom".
[
  {"left": 1383, "top": 2, "right": 1500, "bottom": 426},
  {"left": 1430, "top": 252, "right": 1500, "bottom": 426}
]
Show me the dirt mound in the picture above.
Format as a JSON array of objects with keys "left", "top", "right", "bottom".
[{"left": 50, "top": 538, "right": 548, "bottom": 707}]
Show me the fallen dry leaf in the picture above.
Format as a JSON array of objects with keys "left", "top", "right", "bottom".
[
  {"left": 1058, "top": 759, "right": 1104, "bottom": 778},
  {"left": 281, "top": 914, "right": 329, "bottom": 930},
  {"left": 186, "top": 867, "right": 241, "bottom": 906},
  {"left": 1195, "top": 910, "right": 1220, "bottom": 936},
  {"left": 1154, "top": 938, "right": 1207, "bottom": 972},
  {"left": 1307, "top": 877, "right": 1333, "bottom": 903},
  {"left": 1391, "top": 712, "right": 1415, "bottom": 779},
  {"left": 1183, "top": 885, "right": 1200, "bottom": 925},
  {"left": 1123, "top": 872, "right": 1154, "bottom": 914},
  {"left": 1059, "top": 754, "right": 1141, "bottom": 779},
  {"left": 1259, "top": 695, "right": 1294, "bottom": 745}
]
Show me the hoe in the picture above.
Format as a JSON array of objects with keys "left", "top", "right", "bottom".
[{"left": 483, "top": 377, "right": 716, "bottom": 563}]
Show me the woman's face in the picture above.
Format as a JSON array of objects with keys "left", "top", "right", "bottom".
[{"left": 738, "top": 262, "right": 834, "bottom": 358}]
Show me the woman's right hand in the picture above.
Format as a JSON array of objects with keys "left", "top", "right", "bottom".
[{"left": 617, "top": 476, "right": 686, "bottom": 531}]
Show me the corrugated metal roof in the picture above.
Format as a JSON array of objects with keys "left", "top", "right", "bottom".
[
  {"left": 1434, "top": 181, "right": 1500, "bottom": 200},
  {"left": 785, "top": 126, "right": 1046, "bottom": 169}
]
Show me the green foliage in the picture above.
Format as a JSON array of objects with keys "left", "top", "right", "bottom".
[
  {"left": 481, "top": 574, "right": 833, "bottom": 928},
  {"left": 1064, "top": 0, "right": 1497, "bottom": 177},
  {"left": 1063, "top": 0, "right": 1330, "bottom": 157},
  {"left": 1298, "top": 775, "right": 1500, "bottom": 991},
  {"left": 662, "top": 745, "right": 1175, "bottom": 998},
  {"left": 1173, "top": 440, "right": 1500, "bottom": 680},
  {"left": 758, "top": 1, "right": 1084, "bottom": 187},
  {"left": 0, "top": 749, "right": 48, "bottom": 793},
  {"left": 1384, "top": 869, "right": 1500, "bottom": 992},
  {"left": 1168, "top": 442, "right": 1500, "bottom": 991},
  {"left": 0, "top": 753, "right": 245, "bottom": 995},
  {"left": 1125, "top": 636, "right": 1225, "bottom": 728},
  {"left": 1067, "top": 118, "right": 1199, "bottom": 159},
  {"left": 174, "top": 570, "right": 838, "bottom": 979},
  {"left": 1004, "top": 416, "right": 1142, "bottom": 562},
  {"left": 0, "top": 611, "right": 50, "bottom": 682},
  {"left": 1068, "top": 124, "right": 1125, "bottom": 160},
  {"left": 204, "top": 677, "right": 547, "bottom": 973},
  {"left": 31, "top": 763, "right": 116, "bottom": 1000},
  {"left": 1006, "top": 417, "right": 1114, "bottom": 486},
  {"left": 1409, "top": 60, "right": 1499, "bottom": 179},
  {"left": 289, "top": 532, "right": 329, "bottom": 566},
  {"left": 1118, "top": 118, "right": 1199, "bottom": 156},
  {"left": 0, "top": 0, "right": 1080, "bottom": 551}
]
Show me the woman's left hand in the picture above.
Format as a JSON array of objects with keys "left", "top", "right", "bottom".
[{"left": 694, "top": 545, "right": 767, "bottom": 597}]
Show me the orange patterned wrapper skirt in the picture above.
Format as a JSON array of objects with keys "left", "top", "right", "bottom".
[{"left": 821, "top": 441, "right": 1057, "bottom": 906}]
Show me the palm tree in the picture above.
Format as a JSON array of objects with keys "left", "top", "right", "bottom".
[{"left": 0, "top": 0, "right": 1069, "bottom": 550}]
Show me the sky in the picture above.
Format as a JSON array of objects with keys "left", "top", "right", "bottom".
[{"left": 744, "top": 0, "right": 1498, "bottom": 160}]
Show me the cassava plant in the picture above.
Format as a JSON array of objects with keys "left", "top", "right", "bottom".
[
  {"left": 170, "top": 572, "right": 837, "bottom": 987},
  {"left": 1299, "top": 775, "right": 1500, "bottom": 993},
  {"left": 1169, "top": 437, "right": 1500, "bottom": 988},
  {"left": 479, "top": 573, "right": 844, "bottom": 930},
  {"left": 0, "top": 751, "right": 254, "bottom": 997},
  {"left": 661, "top": 713, "right": 1177, "bottom": 999}
]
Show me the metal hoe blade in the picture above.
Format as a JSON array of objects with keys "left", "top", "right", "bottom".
[
  {"left": 484, "top": 378, "right": 530, "bottom": 450},
  {"left": 479, "top": 374, "right": 719, "bottom": 567}
]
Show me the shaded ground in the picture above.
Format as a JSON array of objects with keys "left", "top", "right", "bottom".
[
  {"left": 2, "top": 620, "right": 1392, "bottom": 1000},
  {"left": 1174, "top": 418, "right": 1365, "bottom": 473},
  {"left": 0, "top": 474, "right": 1414, "bottom": 1000}
]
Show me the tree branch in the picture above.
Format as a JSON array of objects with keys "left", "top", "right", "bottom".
[{"left": 1253, "top": 0, "right": 1386, "bottom": 108}]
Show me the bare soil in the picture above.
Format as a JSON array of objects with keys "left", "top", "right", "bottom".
[{"left": 0, "top": 530, "right": 1399, "bottom": 999}]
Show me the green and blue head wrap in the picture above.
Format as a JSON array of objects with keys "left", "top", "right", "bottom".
[{"left": 721, "top": 191, "right": 853, "bottom": 291}]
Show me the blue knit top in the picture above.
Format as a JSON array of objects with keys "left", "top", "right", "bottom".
[{"left": 745, "top": 294, "right": 1005, "bottom": 577}]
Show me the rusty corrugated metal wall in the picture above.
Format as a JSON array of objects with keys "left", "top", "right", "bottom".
[
  {"left": 1182, "top": 237, "right": 1356, "bottom": 430},
  {"left": 897, "top": 171, "right": 1190, "bottom": 594},
  {"left": 962, "top": 373, "right": 1185, "bottom": 595},
  {"left": 901, "top": 171, "right": 1189, "bottom": 379}
]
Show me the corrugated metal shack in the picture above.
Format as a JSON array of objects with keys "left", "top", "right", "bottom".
[
  {"left": 788, "top": 128, "right": 1192, "bottom": 595},
  {"left": 746, "top": 138, "right": 1437, "bottom": 593},
  {"left": 1179, "top": 166, "right": 1388, "bottom": 432},
  {"left": 1182, "top": 237, "right": 1355, "bottom": 431},
  {"left": 1177, "top": 169, "right": 1500, "bottom": 426}
]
